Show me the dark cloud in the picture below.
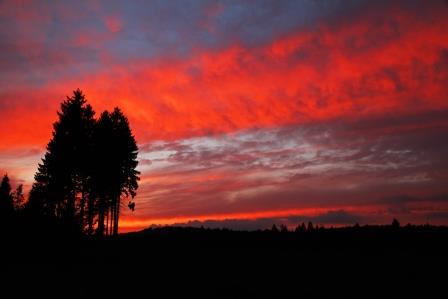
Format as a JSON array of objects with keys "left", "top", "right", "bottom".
[
  {"left": 166, "top": 209, "right": 365, "bottom": 231},
  {"left": 425, "top": 211, "right": 448, "bottom": 221},
  {"left": 381, "top": 194, "right": 448, "bottom": 205},
  {"left": 130, "top": 109, "right": 448, "bottom": 221},
  {"left": 171, "top": 218, "right": 281, "bottom": 231},
  {"left": 289, "top": 210, "right": 363, "bottom": 225}
]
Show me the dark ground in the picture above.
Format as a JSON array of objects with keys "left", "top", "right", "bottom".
[{"left": 1, "top": 225, "right": 448, "bottom": 298}]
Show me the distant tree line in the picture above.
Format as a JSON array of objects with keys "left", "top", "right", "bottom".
[{"left": 1, "top": 89, "right": 140, "bottom": 236}]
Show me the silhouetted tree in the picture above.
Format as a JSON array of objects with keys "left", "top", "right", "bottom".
[
  {"left": 307, "top": 221, "right": 314, "bottom": 232},
  {"left": 12, "top": 184, "right": 25, "bottom": 210},
  {"left": 89, "top": 108, "right": 140, "bottom": 236},
  {"left": 89, "top": 110, "right": 113, "bottom": 235},
  {"left": 28, "top": 90, "right": 139, "bottom": 236},
  {"left": 271, "top": 224, "right": 279, "bottom": 233},
  {"left": 113, "top": 108, "right": 139, "bottom": 234},
  {"left": 392, "top": 218, "right": 400, "bottom": 229},
  {"left": 0, "top": 174, "right": 14, "bottom": 218},
  {"left": 300, "top": 222, "right": 306, "bottom": 232},
  {"left": 26, "top": 181, "right": 49, "bottom": 216},
  {"left": 30, "top": 89, "right": 96, "bottom": 231},
  {"left": 295, "top": 222, "right": 306, "bottom": 233}
]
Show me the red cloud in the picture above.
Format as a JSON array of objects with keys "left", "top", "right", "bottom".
[
  {"left": 1, "top": 7, "right": 447, "bottom": 148},
  {"left": 82, "top": 7, "right": 448, "bottom": 143}
]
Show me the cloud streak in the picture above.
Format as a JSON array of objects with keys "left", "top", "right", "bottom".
[{"left": 119, "top": 110, "right": 448, "bottom": 230}]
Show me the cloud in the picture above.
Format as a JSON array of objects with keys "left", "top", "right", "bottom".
[
  {"left": 1, "top": 0, "right": 448, "bottom": 147},
  {"left": 116, "top": 109, "right": 448, "bottom": 228},
  {"left": 1, "top": 1, "right": 448, "bottom": 230},
  {"left": 0, "top": 147, "right": 44, "bottom": 188},
  {"left": 123, "top": 209, "right": 366, "bottom": 232},
  {"left": 103, "top": 15, "right": 123, "bottom": 33},
  {"left": 305, "top": 210, "right": 363, "bottom": 225}
]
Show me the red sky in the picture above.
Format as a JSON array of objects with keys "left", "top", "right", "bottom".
[{"left": 1, "top": 0, "right": 448, "bottom": 232}]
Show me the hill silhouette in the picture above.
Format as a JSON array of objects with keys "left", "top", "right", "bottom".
[{"left": 1, "top": 221, "right": 447, "bottom": 298}]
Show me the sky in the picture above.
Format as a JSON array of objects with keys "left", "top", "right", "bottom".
[{"left": 1, "top": 0, "right": 448, "bottom": 232}]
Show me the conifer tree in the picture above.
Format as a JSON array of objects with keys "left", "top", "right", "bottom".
[
  {"left": 0, "top": 174, "right": 14, "bottom": 218},
  {"left": 28, "top": 90, "right": 139, "bottom": 235},
  {"left": 29, "top": 89, "right": 96, "bottom": 231}
]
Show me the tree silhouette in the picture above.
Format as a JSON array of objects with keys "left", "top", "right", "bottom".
[
  {"left": 110, "top": 107, "right": 139, "bottom": 235},
  {"left": 30, "top": 89, "right": 96, "bottom": 232},
  {"left": 392, "top": 218, "right": 400, "bottom": 229},
  {"left": 12, "top": 184, "right": 25, "bottom": 210},
  {"left": 27, "top": 89, "right": 139, "bottom": 235},
  {"left": 89, "top": 110, "right": 113, "bottom": 235},
  {"left": 307, "top": 221, "right": 314, "bottom": 232},
  {"left": 294, "top": 223, "right": 305, "bottom": 233},
  {"left": 0, "top": 174, "right": 14, "bottom": 218},
  {"left": 92, "top": 108, "right": 140, "bottom": 236},
  {"left": 26, "top": 181, "right": 49, "bottom": 216}
]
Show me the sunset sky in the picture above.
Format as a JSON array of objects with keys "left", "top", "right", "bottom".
[{"left": 1, "top": 0, "right": 448, "bottom": 232}]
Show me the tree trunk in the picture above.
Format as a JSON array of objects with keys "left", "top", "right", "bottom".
[
  {"left": 113, "top": 196, "right": 120, "bottom": 235},
  {"left": 67, "top": 187, "right": 76, "bottom": 220},
  {"left": 105, "top": 206, "right": 109, "bottom": 236},
  {"left": 87, "top": 196, "right": 94, "bottom": 235},
  {"left": 109, "top": 203, "right": 114, "bottom": 236},
  {"left": 97, "top": 197, "right": 105, "bottom": 236},
  {"left": 79, "top": 189, "right": 85, "bottom": 233}
]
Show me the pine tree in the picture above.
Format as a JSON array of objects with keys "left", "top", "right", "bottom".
[
  {"left": 90, "top": 110, "right": 114, "bottom": 235},
  {"left": 26, "top": 181, "right": 49, "bottom": 216},
  {"left": 92, "top": 108, "right": 140, "bottom": 236},
  {"left": 0, "top": 174, "right": 14, "bottom": 218},
  {"left": 30, "top": 89, "right": 96, "bottom": 231},
  {"left": 109, "top": 107, "right": 139, "bottom": 235},
  {"left": 28, "top": 90, "right": 139, "bottom": 235},
  {"left": 307, "top": 221, "right": 314, "bottom": 232},
  {"left": 12, "top": 184, "right": 25, "bottom": 210}
]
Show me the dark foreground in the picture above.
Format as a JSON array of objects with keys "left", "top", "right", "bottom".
[{"left": 2, "top": 225, "right": 448, "bottom": 298}]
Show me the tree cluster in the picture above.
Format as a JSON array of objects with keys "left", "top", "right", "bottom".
[
  {"left": 0, "top": 174, "right": 24, "bottom": 219},
  {"left": 24, "top": 89, "right": 140, "bottom": 236}
]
